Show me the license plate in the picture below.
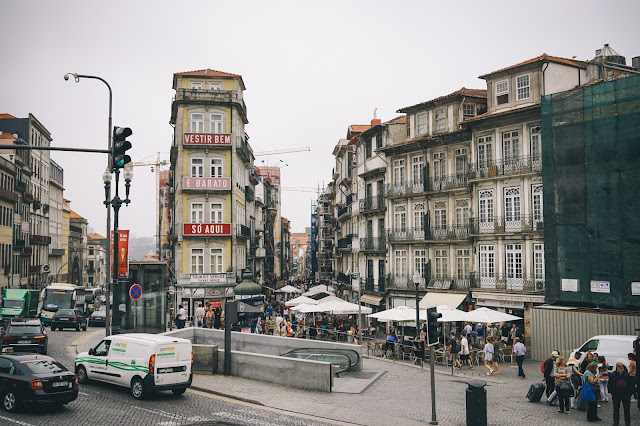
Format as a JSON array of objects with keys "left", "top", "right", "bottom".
[
  {"left": 52, "top": 381, "right": 68, "bottom": 387},
  {"left": 18, "top": 340, "right": 31, "bottom": 344},
  {"left": 58, "top": 318, "right": 69, "bottom": 321},
  {"left": 158, "top": 367, "right": 173, "bottom": 373}
]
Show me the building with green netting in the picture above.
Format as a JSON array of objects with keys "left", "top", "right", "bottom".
[{"left": 542, "top": 73, "right": 640, "bottom": 310}]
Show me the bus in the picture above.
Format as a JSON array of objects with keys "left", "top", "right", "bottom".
[
  {"left": 84, "top": 287, "right": 103, "bottom": 314},
  {"left": 39, "top": 283, "right": 85, "bottom": 325}
]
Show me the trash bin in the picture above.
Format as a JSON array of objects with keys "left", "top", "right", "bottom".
[{"left": 466, "top": 379, "right": 487, "bottom": 426}]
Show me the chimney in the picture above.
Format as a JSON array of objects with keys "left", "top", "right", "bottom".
[
  {"left": 371, "top": 118, "right": 381, "bottom": 126},
  {"left": 633, "top": 57, "right": 640, "bottom": 71}
]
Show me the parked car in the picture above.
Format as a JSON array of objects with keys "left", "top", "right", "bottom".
[
  {"left": 75, "top": 333, "right": 193, "bottom": 399},
  {"left": 570, "top": 335, "right": 639, "bottom": 371},
  {"left": 1, "top": 319, "right": 48, "bottom": 354},
  {"left": 51, "top": 309, "right": 87, "bottom": 331},
  {"left": 88, "top": 310, "right": 106, "bottom": 327},
  {"left": 0, "top": 352, "right": 78, "bottom": 411}
]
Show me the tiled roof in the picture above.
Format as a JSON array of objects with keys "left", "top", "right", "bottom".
[
  {"left": 479, "top": 53, "right": 588, "bottom": 79},
  {"left": 385, "top": 116, "right": 406, "bottom": 124},
  {"left": 69, "top": 210, "right": 84, "bottom": 219},
  {"left": 87, "top": 233, "right": 105, "bottom": 240},
  {"left": 350, "top": 125, "right": 371, "bottom": 133},
  {"left": 465, "top": 104, "right": 540, "bottom": 122},
  {"left": 0, "top": 113, "right": 17, "bottom": 119},
  {"left": 174, "top": 68, "right": 242, "bottom": 78},
  {"left": 0, "top": 133, "right": 16, "bottom": 139},
  {"left": 398, "top": 88, "right": 487, "bottom": 113}
]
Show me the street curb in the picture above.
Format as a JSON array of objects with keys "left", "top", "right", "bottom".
[
  {"left": 189, "top": 384, "right": 265, "bottom": 406},
  {"left": 66, "top": 330, "right": 103, "bottom": 357}
]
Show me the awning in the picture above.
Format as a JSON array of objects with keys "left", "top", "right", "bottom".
[
  {"left": 360, "top": 294, "right": 384, "bottom": 306},
  {"left": 419, "top": 291, "right": 467, "bottom": 310}
]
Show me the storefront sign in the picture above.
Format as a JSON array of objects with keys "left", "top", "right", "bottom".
[
  {"left": 183, "top": 223, "right": 231, "bottom": 236},
  {"left": 471, "top": 292, "right": 545, "bottom": 304},
  {"left": 191, "top": 274, "right": 228, "bottom": 284},
  {"left": 183, "top": 177, "right": 230, "bottom": 190},
  {"left": 476, "top": 298, "right": 525, "bottom": 309},
  {"left": 208, "top": 300, "right": 222, "bottom": 309},
  {"left": 183, "top": 133, "right": 231, "bottom": 146},
  {"left": 631, "top": 281, "right": 640, "bottom": 296},
  {"left": 561, "top": 279, "right": 579, "bottom": 292},
  {"left": 590, "top": 280, "right": 610, "bottom": 293}
]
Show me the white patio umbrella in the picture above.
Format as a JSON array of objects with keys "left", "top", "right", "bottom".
[
  {"left": 437, "top": 305, "right": 470, "bottom": 323},
  {"left": 316, "top": 294, "right": 345, "bottom": 304},
  {"left": 276, "top": 285, "right": 301, "bottom": 294},
  {"left": 325, "top": 300, "right": 372, "bottom": 315},
  {"left": 303, "top": 284, "right": 334, "bottom": 296},
  {"left": 285, "top": 295, "right": 319, "bottom": 307},
  {"left": 464, "top": 307, "right": 522, "bottom": 324},
  {"left": 368, "top": 306, "right": 428, "bottom": 322}
]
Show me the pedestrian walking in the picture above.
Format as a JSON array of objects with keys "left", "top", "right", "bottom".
[
  {"left": 447, "top": 332, "right": 461, "bottom": 369},
  {"left": 608, "top": 362, "right": 633, "bottom": 426},
  {"left": 459, "top": 332, "right": 473, "bottom": 369},
  {"left": 177, "top": 305, "right": 187, "bottom": 329},
  {"left": 553, "top": 356, "right": 572, "bottom": 415},
  {"left": 509, "top": 324, "right": 517, "bottom": 346},
  {"left": 490, "top": 337, "right": 500, "bottom": 374},
  {"left": 194, "top": 303, "right": 205, "bottom": 328},
  {"left": 513, "top": 337, "right": 526, "bottom": 379},
  {"left": 476, "top": 323, "right": 485, "bottom": 346},
  {"left": 583, "top": 362, "right": 602, "bottom": 422},
  {"left": 483, "top": 337, "right": 495, "bottom": 375},
  {"left": 544, "top": 350, "right": 561, "bottom": 398},
  {"left": 597, "top": 356, "right": 609, "bottom": 402}
]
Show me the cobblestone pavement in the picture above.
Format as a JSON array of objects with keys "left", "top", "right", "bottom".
[{"left": 0, "top": 327, "right": 332, "bottom": 426}]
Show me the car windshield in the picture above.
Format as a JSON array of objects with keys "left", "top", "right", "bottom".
[
  {"left": 56, "top": 309, "right": 76, "bottom": 316},
  {"left": 8, "top": 325, "right": 42, "bottom": 334},
  {"left": 3, "top": 300, "right": 24, "bottom": 309},
  {"left": 20, "top": 359, "right": 66, "bottom": 374}
]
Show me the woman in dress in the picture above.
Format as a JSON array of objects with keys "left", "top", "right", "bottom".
[{"left": 483, "top": 337, "right": 495, "bottom": 375}]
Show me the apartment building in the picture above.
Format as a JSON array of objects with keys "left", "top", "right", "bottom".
[
  {"left": 48, "top": 160, "right": 65, "bottom": 284},
  {"left": 86, "top": 233, "right": 107, "bottom": 287},
  {"left": 69, "top": 209, "right": 88, "bottom": 285},
  {"left": 0, "top": 139, "right": 16, "bottom": 289}
]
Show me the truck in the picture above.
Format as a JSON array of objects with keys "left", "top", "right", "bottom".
[{"left": 0, "top": 289, "right": 41, "bottom": 325}]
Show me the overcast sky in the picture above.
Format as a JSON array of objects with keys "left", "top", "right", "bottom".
[{"left": 1, "top": 1, "right": 639, "bottom": 239}]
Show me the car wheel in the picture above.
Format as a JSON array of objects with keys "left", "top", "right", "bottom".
[
  {"left": 2, "top": 391, "right": 18, "bottom": 412},
  {"left": 172, "top": 388, "right": 186, "bottom": 396},
  {"left": 76, "top": 365, "right": 89, "bottom": 384},
  {"left": 83, "top": 325, "right": 87, "bottom": 331},
  {"left": 131, "top": 377, "right": 146, "bottom": 400}
]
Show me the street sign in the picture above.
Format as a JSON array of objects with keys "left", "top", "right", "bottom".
[{"left": 129, "top": 284, "right": 142, "bottom": 300}]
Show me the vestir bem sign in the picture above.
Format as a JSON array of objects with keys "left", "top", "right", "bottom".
[
  {"left": 183, "top": 133, "right": 231, "bottom": 146},
  {"left": 183, "top": 177, "right": 230, "bottom": 190},
  {"left": 183, "top": 223, "right": 231, "bottom": 236}
]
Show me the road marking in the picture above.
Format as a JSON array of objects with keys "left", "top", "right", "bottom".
[
  {"left": 66, "top": 330, "right": 103, "bottom": 357},
  {"left": 0, "top": 414, "right": 35, "bottom": 426}
]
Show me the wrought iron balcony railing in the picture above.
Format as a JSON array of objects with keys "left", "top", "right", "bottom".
[
  {"left": 359, "top": 237, "right": 386, "bottom": 253},
  {"left": 361, "top": 277, "right": 386, "bottom": 294},
  {"left": 467, "top": 155, "right": 542, "bottom": 179},
  {"left": 426, "top": 225, "right": 470, "bottom": 240},
  {"left": 244, "top": 185, "right": 254, "bottom": 201},
  {"left": 385, "top": 180, "right": 425, "bottom": 198},
  {"left": 386, "top": 228, "right": 425, "bottom": 242},
  {"left": 427, "top": 275, "right": 475, "bottom": 291},
  {"left": 337, "top": 205, "right": 349, "bottom": 219},
  {"left": 337, "top": 235, "right": 352, "bottom": 249},
  {"left": 425, "top": 173, "right": 470, "bottom": 192},
  {"left": 472, "top": 273, "right": 545, "bottom": 292},
  {"left": 469, "top": 215, "right": 543, "bottom": 234},
  {"left": 237, "top": 224, "right": 251, "bottom": 239},
  {"left": 387, "top": 274, "right": 427, "bottom": 288},
  {"left": 359, "top": 195, "right": 386, "bottom": 214}
]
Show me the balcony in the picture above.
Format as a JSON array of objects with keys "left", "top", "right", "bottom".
[
  {"left": 249, "top": 169, "right": 260, "bottom": 185},
  {"left": 345, "top": 193, "right": 353, "bottom": 206},
  {"left": 337, "top": 235, "right": 352, "bottom": 250},
  {"left": 255, "top": 247, "right": 266, "bottom": 258},
  {"left": 425, "top": 174, "right": 470, "bottom": 193},
  {"left": 427, "top": 275, "right": 475, "bottom": 291},
  {"left": 237, "top": 224, "right": 251, "bottom": 239},
  {"left": 425, "top": 225, "right": 470, "bottom": 241},
  {"left": 467, "top": 156, "right": 542, "bottom": 180},
  {"left": 469, "top": 215, "right": 543, "bottom": 235},
  {"left": 359, "top": 195, "right": 386, "bottom": 215},
  {"left": 23, "top": 192, "right": 34, "bottom": 203},
  {"left": 0, "top": 187, "right": 18, "bottom": 203},
  {"left": 30, "top": 235, "right": 51, "bottom": 245},
  {"left": 50, "top": 248, "right": 65, "bottom": 256},
  {"left": 21, "top": 247, "right": 32, "bottom": 256},
  {"left": 13, "top": 238, "right": 25, "bottom": 248},
  {"left": 359, "top": 237, "right": 386, "bottom": 253},
  {"left": 337, "top": 272, "right": 350, "bottom": 286},
  {"left": 14, "top": 179, "right": 26, "bottom": 193},
  {"left": 337, "top": 205, "right": 349, "bottom": 219},
  {"left": 172, "top": 89, "right": 247, "bottom": 123},
  {"left": 236, "top": 136, "right": 252, "bottom": 164},
  {"left": 33, "top": 200, "right": 41, "bottom": 210},
  {"left": 361, "top": 277, "right": 386, "bottom": 293},
  {"left": 70, "top": 225, "right": 83, "bottom": 234},
  {"left": 245, "top": 185, "right": 254, "bottom": 201},
  {"left": 470, "top": 273, "right": 545, "bottom": 293},
  {"left": 385, "top": 180, "right": 424, "bottom": 198},
  {"left": 386, "top": 228, "right": 425, "bottom": 242},
  {"left": 388, "top": 274, "right": 426, "bottom": 289}
]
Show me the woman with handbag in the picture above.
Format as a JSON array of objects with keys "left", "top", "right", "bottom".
[
  {"left": 553, "top": 356, "right": 573, "bottom": 414},
  {"left": 583, "top": 362, "right": 602, "bottom": 422}
]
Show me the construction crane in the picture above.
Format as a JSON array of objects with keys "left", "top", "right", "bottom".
[
  {"left": 281, "top": 187, "right": 322, "bottom": 194},
  {"left": 131, "top": 152, "right": 170, "bottom": 255},
  {"left": 254, "top": 147, "right": 310, "bottom": 156}
]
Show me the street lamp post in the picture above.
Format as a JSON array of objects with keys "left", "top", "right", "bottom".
[
  {"left": 352, "top": 273, "right": 362, "bottom": 345},
  {"left": 413, "top": 273, "right": 421, "bottom": 339},
  {"left": 64, "top": 73, "right": 113, "bottom": 336}
]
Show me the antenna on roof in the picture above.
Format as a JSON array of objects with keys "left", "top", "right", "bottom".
[{"left": 373, "top": 108, "right": 378, "bottom": 119}]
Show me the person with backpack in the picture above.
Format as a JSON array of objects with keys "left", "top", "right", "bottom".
[{"left": 544, "top": 350, "right": 560, "bottom": 398}]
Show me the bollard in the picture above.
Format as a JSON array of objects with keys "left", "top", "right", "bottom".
[{"left": 465, "top": 379, "right": 487, "bottom": 426}]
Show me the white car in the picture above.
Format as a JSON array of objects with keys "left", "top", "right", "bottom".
[
  {"left": 570, "top": 335, "right": 638, "bottom": 371},
  {"left": 75, "top": 333, "right": 193, "bottom": 399}
]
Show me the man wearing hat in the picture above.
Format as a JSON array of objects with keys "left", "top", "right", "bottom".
[{"left": 544, "top": 350, "right": 560, "bottom": 398}]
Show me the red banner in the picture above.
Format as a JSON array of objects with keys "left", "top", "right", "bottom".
[
  {"left": 208, "top": 300, "right": 222, "bottom": 309},
  {"left": 110, "top": 230, "right": 130, "bottom": 279},
  {"left": 183, "top": 223, "right": 231, "bottom": 236},
  {"left": 183, "top": 133, "right": 231, "bottom": 146}
]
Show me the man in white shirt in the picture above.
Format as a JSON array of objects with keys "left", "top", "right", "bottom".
[
  {"left": 178, "top": 306, "right": 187, "bottom": 329},
  {"left": 513, "top": 337, "right": 527, "bottom": 379},
  {"left": 195, "top": 303, "right": 205, "bottom": 328},
  {"left": 459, "top": 332, "right": 473, "bottom": 369}
]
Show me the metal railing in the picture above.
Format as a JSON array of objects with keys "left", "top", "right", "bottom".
[
  {"left": 425, "top": 174, "right": 469, "bottom": 192},
  {"left": 237, "top": 224, "right": 251, "bottom": 239},
  {"left": 337, "top": 272, "right": 350, "bottom": 285},
  {"left": 467, "top": 155, "right": 542, "bottom": 179},
  {"left": 469, "top": 215, "right": 543, "bottom": 234},
  {"left": 361, "top": 277, "right": 386, "bottom": 293},
  {"left": 244, "top": 185, "right": 254, "bottom": 201},
  {"left": 385, "top": 180, "right": 425, "bottom": 198},
  {"left": 386, "top": 228, "right": 425, "bottom": 242},
  {"left": 427, "top": 275, "right": 475, "bottom": 290},
  {"left": 359, "top": 237, "right": 386, "bottom": 252},
  {"left": 359, "top": 195, "right": 386, "bottom": 213},
  {"left": 426, "top": 225, "right": 470, "bottom": 240},
  {"left": 387, "top": 275, "right": 426, "bottom": 288},
  {"left": 337, "top": 235, "right": 352, "bottom": 249},
  {"left": 337, "top": 205, "right": 349, "bottom": 218},
  {"left": 473, "top": 273, "right": 545, "bottom": 292}
]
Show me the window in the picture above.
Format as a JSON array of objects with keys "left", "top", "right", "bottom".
[
  {"left": 416, "top": 112, "right": 427, "bottom": 135},
  {"left": 190, "top": 158, "right": 204, "bottom": 177},
  {"left": 365, "top": 138, "right": 372, "bottom": 158},
  {"left": 393, "top": 159, "right": 405, "bottom": 185},
  {"left": 210, "top": 113, "right": 224, "bottom": 133},
  {"left": 516, "top": 74, "right": 530, "bottom": 100},
  {"left": 534, "top": 243, "right": 544, "bottom": 281},
  {"left": 463, "top": 104, "right": 475, "bottom": 117},
  {"left": 532, "top": 184, "right": 543, "bottom": 224},
  {"left": 455, "top": 199, "right": 469, "bottom": 226},
  {"left": 190, "top": 113, "right": 204, "bottom": 133},
  {"left": 209, "top": 82, "right": 222, "bottom": 90},
  {"left": 211, "top": 248, "right": 223, "bottom": 273},
  {"left": 505, "top": 243, "right": 523, "bottom": 289},
  {"left": 504, "top": 187, "right": 521, "bottom": 222},
  {"left": 530, "top": 126, "right": 541, "bottom": 161},
  {"left": 210, "top": 158, "right": 223, "bottom": 177},
  {"left": 433, "top": 152, "right": 446, "bottom": 179},
  {"left": 376, "top": 134, "right": 382, "bottom": 149},
  {"left": 454, "top": 148, "right": 467, "bottom": 176},
  {"left": 435, "top": 108, "right": 445, "bottom": 131},
  {"left": 502, "top": 130, "right": 519, "bottom": 163},
  {"left": 457, "top": 249, "right": 470, "bottom": 279},
  {"left": 434, "top": 201, "right": 447, "bottom": 228},
  {"left": 210, "top": 203, "right": 223, "bottom": 223},
  {"left": 394, "top": 250, "right": 407, "bottom": 275},
  {"left": 478, "top": 189, "right": 494, "bottom": 224},
  {"left": 191, "top": 248, "right": 204, "bottom": 274},
  {"left": 413, "top": 203, "right": 424, "bottom": 230},
  {"left": 190, "top": 203, "right": 204, "bottom": 223},
  {"left": 394, "top": 205, "right": 406, "bottom": 230},
  {"left": 414, "top": 249, "right": 426, "bottom": 278},
  {"left": 435, "top": 249, "right": 448, "bottom": 277},
  {"left": 190, "top": 81, "right": 203, "bottom": 90},
  {"left": 496, "top": 79, "right": 509, "bottom": 105},
  {"left": 479, "top": 245, "right": 495, "bottom": 285},
  {"left": 477, "top": 136, "right": 493, "bottom": 167},
  {"left": 412, "top": 155, "right": 424, "bottom": 184}
]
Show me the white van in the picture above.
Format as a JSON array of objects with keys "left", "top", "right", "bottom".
[
  {"left": 570, "top": 335, "right": 638, "bottom": 371},
  {"left": 75, "top": 333, "right": 192, "bottom": 399}
]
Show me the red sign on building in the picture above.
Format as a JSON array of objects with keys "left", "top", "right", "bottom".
[
  {"left": 183, "top": 177, "right": 230, "bottom": 190},
  {"left": 183, "top": 133, "right": 231, "bottom": 146},
  {"left": 183, "top": 223, "right": 231, "bottom": 236}
]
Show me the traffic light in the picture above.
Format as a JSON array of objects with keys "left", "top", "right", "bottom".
[
  {"left": 112, "top": 126, "right": 132, "bottom": 170},
  {"left": 426, "top": 307, "right": 443, "bottom": 345}
]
